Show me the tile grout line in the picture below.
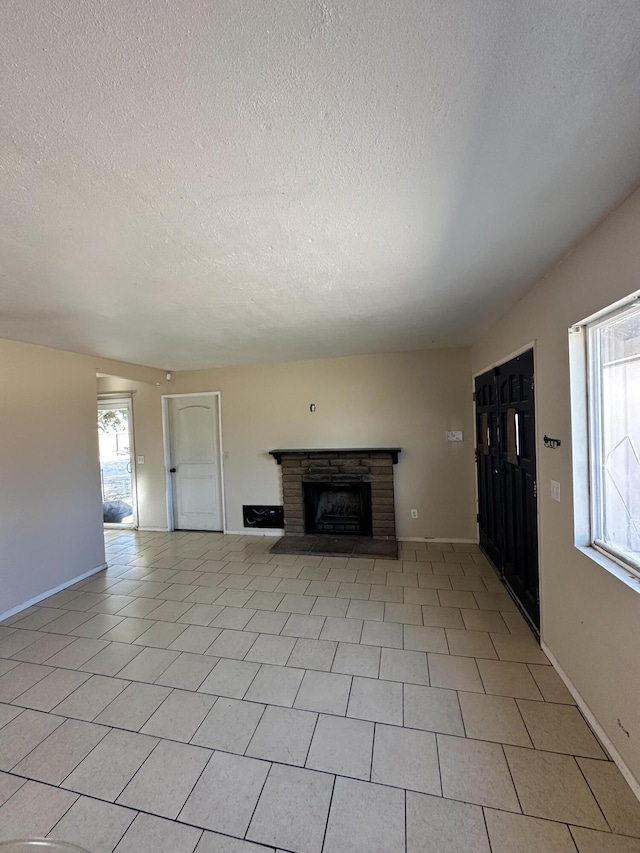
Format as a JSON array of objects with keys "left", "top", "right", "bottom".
[
  {"left": 403, "top": 786, "right": 408, "bottom": 853},
  {"left": 513, "top": 697, "right": 535, "bottom": 748},
  {"left": 241, "top": 757, "right": 275, "bottom": 844},
  {"left": 370, "top": 722, "right": 377, "bottom": 784},
  {"left": 302, "top": 710, "right": 321, "bottom": 771},
  {"left": 500, "top": 742, "right": 524, "bottom": 816},
  {"left": 566, "top": 825, "right": 583, "bottom": 852},
  {"left": 243, "top": 701, "right": 269, "bottom": 759},
  {"left": 318, "top": 773, "right": 337, "bottom": 853},
  {"left": 170, "top": 743, "right": 218, "bottom": 829},
  {"left": 455, "top": 689, "right": 467, "bottom": 738},
  {"left": 239, "top": 656, "right": 263, "bottom": 702},
  {"left": 343, "top": 668, "right": 356, "bottom": 720},
  {"left": 574, "top": 754, "right": 614, "bottom": 833},
  {"left": 481, "top": 805, "right": 495, "bottom": 853}
]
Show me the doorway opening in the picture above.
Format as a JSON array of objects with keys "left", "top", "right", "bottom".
[
  {"left": 475, "top": 348, "right": 540, "bottom": 630},
  {"left": 98, "top": 395, "right": 137, "bottom": 528},
  {"left": 162, "top": 392, "right": 225, "bottom": 532}
]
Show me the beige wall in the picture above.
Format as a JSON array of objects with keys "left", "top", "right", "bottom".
[
  {"left": 99, "top": 348, "right": 477, "bottom": 540},
  {"left": 0, "top": 339, "right": 106, "bottom": 618},
  {"left": 472, "top": 186, "right": 640, "bottom": 784}
]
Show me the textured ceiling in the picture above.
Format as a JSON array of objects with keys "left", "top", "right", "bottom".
[{"left": 1, "top": 0, "right": 639, "bottom": 369}]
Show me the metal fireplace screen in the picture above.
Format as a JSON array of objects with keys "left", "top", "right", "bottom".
[{"left": 303, "top": 482, "right": 373, "bottom": 536}]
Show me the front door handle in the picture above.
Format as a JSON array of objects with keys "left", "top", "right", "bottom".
[{"left": 169, "top": 467, "right": 176, "bottom": 473}]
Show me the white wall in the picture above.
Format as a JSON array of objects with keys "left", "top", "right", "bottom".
[
  {"left": 472, "top": 186, "right": 640, "bottom": 785},
  {"left": 0, "top": 339, "right": 106, "bottom": 618},
  {"left": 99, "top": 348, "right": 477, "bottom": 541}
]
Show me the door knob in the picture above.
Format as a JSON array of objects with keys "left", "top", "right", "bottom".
[{"left": 169, "top": 467, "right": 176, "bottom": 473}]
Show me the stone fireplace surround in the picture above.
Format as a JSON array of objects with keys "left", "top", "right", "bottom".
[{"left": 269, "top": 448, "right": 400, "bottom": 540}]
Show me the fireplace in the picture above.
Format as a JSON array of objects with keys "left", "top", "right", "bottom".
[
  {"left": 303, "top": 481, "right": 372, "bottom": 535},
  {"left": 269, "top": 448, "right": 400, "bottom": 541}
]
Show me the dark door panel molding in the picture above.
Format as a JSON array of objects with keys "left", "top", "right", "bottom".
[{"left": 475, "top": 349, "right": 540, "bottom": 629}]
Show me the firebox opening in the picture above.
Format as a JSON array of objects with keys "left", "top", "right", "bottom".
[{"left": 303, "top": 481, "right": 373, "bottom": 536}]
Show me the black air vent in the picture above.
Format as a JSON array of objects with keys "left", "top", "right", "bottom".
[{"left": 243, "top": 505, "right": 284, "bottom": 529}]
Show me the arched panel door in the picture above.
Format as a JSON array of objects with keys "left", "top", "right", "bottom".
[{"left": 168, "top": 395, "right": 223, "bottom": 531}]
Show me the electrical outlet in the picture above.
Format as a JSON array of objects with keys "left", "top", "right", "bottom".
[
  {"left": 411, "top": 509, "right": 419, "bottom": 519},
  {"left": 551, "top": 480, "right": 561, "bottom": 502},
  {"left": 137, "top": 456, "right": 145, "bottom": 465},
  {"left": 446, "top": 430, "right": 463, "bottom": 442}
]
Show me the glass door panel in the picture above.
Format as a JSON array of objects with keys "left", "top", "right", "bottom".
[{"left": 98, "top": 397, "right": 137, "bottom": 527}]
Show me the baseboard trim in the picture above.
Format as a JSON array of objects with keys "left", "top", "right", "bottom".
[
  {"left": 226, "top": 529, "right": 285, "bottom": 537},
  {"left": 398, "top": 537, "right": 479, "bottom": 544},
  {"left": 0, "top": 562, "right": 108, "bottom": 623},
  {"left": 112, "top": 528, "right": 479, "bottom": 544},
  {"left": 541, "top": 640, "right": 640, "bottom": 801},
  {"left": 232, "top": 532, "right": 479, "bottom": 544}
]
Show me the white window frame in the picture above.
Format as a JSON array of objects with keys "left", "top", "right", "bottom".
[{"left": 586, "top": 299, "right": 640, "bottom": 578}]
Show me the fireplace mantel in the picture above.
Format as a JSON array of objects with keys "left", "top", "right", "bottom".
[{"left": 269, "top": 447, "right": 401, "bottom": 465}]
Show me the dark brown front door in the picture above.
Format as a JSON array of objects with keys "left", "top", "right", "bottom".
[{"left": 475, "top": 349, "right": 540, "bottom": 629}]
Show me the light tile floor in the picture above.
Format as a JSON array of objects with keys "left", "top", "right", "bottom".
[{"left": 0, "top": 531, "right": 639, "bottom": 852}]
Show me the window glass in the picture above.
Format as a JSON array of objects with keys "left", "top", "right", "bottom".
[{"left": 590, "top": 304, "right": 640, "bottom": 571}]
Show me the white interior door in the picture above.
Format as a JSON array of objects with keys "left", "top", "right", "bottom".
[{"left": 168, "top": 395, "right": 223, "bottom": 531}]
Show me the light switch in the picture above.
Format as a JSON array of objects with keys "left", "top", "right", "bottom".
[
  {"left": 447, "top": 430, "right": 463, "bottom": 442},
  {"left": 551, "top": 480, "right": 561, "bottom": 502},
  {"left": 137, "top": 456, "right": 145, "bottom": 465}
]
